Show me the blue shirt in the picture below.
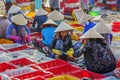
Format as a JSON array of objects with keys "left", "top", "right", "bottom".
[
  {"left": 41, "top": 27, "right": 56, "bottom": 46},
  {"left": 6, "top": 24, "right": 30, "bottom": 38},
  {"left": 83, "top": 22, "right": 96, "bottom": 34}
]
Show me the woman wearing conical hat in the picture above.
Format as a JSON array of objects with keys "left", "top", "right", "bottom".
[
  {"left": 6, "top": 14, "right": 31, "bottom": 44},
  {"left": 7, "top": 5, "right": 23, "bottom": 22},
  {"left": 79, "top": 13, "right": 96, "bottom": 34},
  {"left": 32, "top": 8, "right": 48, "bottom": 32},
  {"left": 74, "top": 28, "right": 116, "bottom": 74},
  {"left": 94, "top": 20, "right": 112, "bottom": 45},
  {"left": 50, "top": 22, "right": 75, "bottom": 60},
  {"left": 0, "top": 14, "right": 9, "bottom": 38},
  {"left": 41, "top": 19, "right": 58, "bottom": 46},
  {"left": 48, "top": 10, "right": 64, "bottom": 25}
]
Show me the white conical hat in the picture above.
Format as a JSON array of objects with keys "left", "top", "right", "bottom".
[
  {"left": 11, "top": 14, "right": 27, "bottom": 25},
  {"left": 8, "top": 5, "right": 21, "bottom": 14},
  {"left": 48, "top": 10, "right": 64, "bottom": 20},
  {"left": 54, "top": 22, "right": 74, "bottom": 32},
  {"left": 94, "top": 20, "right": 111, "bottom": 34},
  {"left": 42, "top": 19, "right": 57, "bottom": 26},
  {"left": 35, "top": 8, "right": 48, "bottom": 16},
  {"left": 80, "top": 28, "right": 104, "bottom": 39},
  {"left": 79, "top": 13, "right": 94, "bottom": 23}
]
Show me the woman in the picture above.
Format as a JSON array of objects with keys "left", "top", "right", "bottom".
[
  {"left": 48, "top": 10, "right": 64, "bottom": 25},
  {"left": 49, "top": 0, "right": 59, "bottom": 11},
  {"left": 6, "top": 14, "right": 31, "bottom": 44},
  {"left": 32, "top": 8, "right": 48, "bottom": 32},
  {"left": 94, "top": 20, "right": 112, "bottom": 45},
  {"left": 79, "top": 13, "right": 96, "bottom": 34},
  {"left": 74, "top": 28, "right": 116, "bottom": 74},
  {"left": 41, "top": 19, "right": 58, "bottom": 46},
  {"left": 7, "top": 5, "right": 23, "bottom": 22},
  {"left": 50, "top": 22, "right": 75, "bottom": 60},
  {"left": 0, "top": 14, "right": 9, "bottom": 38}
]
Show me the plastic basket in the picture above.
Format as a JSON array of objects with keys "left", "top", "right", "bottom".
[
  {"left": 48, "top": 75, "right": 79, "bottom": 80},
  {"left": 2, "top": 67, "right": 36, "bottom": 77},
  {"left": 0, "top": 43, "right": 22, "bottom": 50},
  {"left": 8, "top": 58, "right": 35, "bottom": 67},
  {"left": 89, "top": 11, "right": 99, "bottom": 16},
  {"left": 6, "top": 51, "right": 30, "bottom": 59},
  {"left": 0, "top": 54, "right": 13, "bottom": 62},
  {"left": 69, "top": 70, "right": 106, "bottom": 79},
  {"left": 0, "top": 62, "right": 17, "bottom": 72},
  {"left": 6, "top": 45, "right": 31, "bottom": 52},
  {"left": 46, "top": 64, "right": 81, "bottom": 75},
  {"left": 12, "top": 70, "right": 53, "bottom": 80},
  {"left": 24, "top": 76, "right": 45, "bottom": 80},
  {"left": 35, "top": 59, "right": 69, "bottom": 70}
]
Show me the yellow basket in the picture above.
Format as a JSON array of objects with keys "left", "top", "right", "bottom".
[
  {"left": 20, "top": 6, "right": 31, "bottom": 11},
  {"left": 25, "top": 11, "right": 35, "bottom": 18},
  {"left": 113, "top": 36, "right": 120, "bottom": 41},
  {"left": 47, "top": 75, "right": 79, "bottom": 80},
  {"left": 0, "top": 39, "right": 13, "bottom": 44}
]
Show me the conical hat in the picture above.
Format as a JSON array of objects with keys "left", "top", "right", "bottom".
[
  {"left": 8, "top": 5, "right": 21, "bottom": 14},
  {"left": 42, "top": 19, "right": 57, "bottom": 26},
  {"left": 80, "top": 28, "right": 104, "bottom": 39},
  {"left": 11, "top": 14, "right": 27, "bottom": 25},
  {"left": 48, "top": 10, "right": 64, "bottom": 20},
  {"left": 79, "top": 13, "right": 94, "bottom": 23},
  {"left": 94, "top": 20, "right": 111, "bottom": 34},
  {"left": 54, "top": 22, "right": 74, "bottom": 32},
  {"left": 35, "top": 8, "right": 48, "bottom": 16}
]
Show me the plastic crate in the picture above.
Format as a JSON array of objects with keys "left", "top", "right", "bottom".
[
  {"left": 69, "top": 70, "right": 106, "bottom": 79},
  {"left": 6, "top": 51, "right": 30, "bottom": 59},
  {"left": 46, "top": 64, "right": 81, "bottom": 75},
  {"left": 6, "top": 45, "right": 31, "bottom": 52},
  {"left": 24, "top": 76, "right": 45, "bottom": 80},
  {"left": 0, "top": 43, "right": 22, "bottom": 50},
  {"left": 47, "top": 75, "right": 79, "bottom": 80},
  {"left": 0, "top": 54, "right": 13, "bottom": 62},
  {"left": 8, "top": 58, "right": 35, "bottom": 67},
  {"left": 0, "top": 62, "right": 17, "bottom": 72},
  {"left": 35, "top": 59, "right": 69, "bottom": 70},
  {"left": 2, "top": 67, "right": 36, "bottom": 77},
  {"left": 12, "top": 70, "right": 53, "bottom": 80}
]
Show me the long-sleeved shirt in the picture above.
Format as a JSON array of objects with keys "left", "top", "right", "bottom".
[
  {"left": 32, "top": 15, "right": 47, "bottom": 32},
  {"left": 6, "top": 23, "right": 30, "bottom": 39}
]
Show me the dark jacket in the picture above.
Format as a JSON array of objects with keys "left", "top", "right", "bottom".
[
  {"left": 75, "top": 39, "right": 116, "bottom": 74},
  {"left": 32, "top": 15, "right": 47, "bottom": 32}
]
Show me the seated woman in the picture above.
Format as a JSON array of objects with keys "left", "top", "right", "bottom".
[
  {"left": 0, "top": 14, "right": 9, "bottom": 38},
  {"left": 41, "top": 19, "right": 58, "bottom": 46},
  {"left": 32, "top": 8, "right": 48, "bottom": 32},
  {"left": 6, "top": 14, "right": 31, "bottom": 44},
  {"left": 50, "top": 22, "right": 75, "bottom": 60},
  {"left": 74, "top": 28, "right": 116, "bottom": 74},
  {"left": 7, "top": 5, "right": 23, "bottom": 22},
  {"left": 79, "top": 13, "right": 96, "bottom": 34},
  {"left": 48, "top": 10, "right": 64, "bottom": 25}
]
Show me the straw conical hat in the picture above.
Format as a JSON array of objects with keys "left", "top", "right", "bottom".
[
  {"left": 8, "top": 5, "right": 21, "bottom": 14},
  {"left": 48, "top": 10, "right": 64, "bottom": 20},
  {"left": 42, "top": 19, "right": 57, "bottom": 26},
  {"left": 79, "top": 13, "right": 94, "bottom": 23},
  {"left": 54, "top": 22, "right": 74, "bottom": 32},
  {"left": 11, "top": 14, "right": 27, "bottom": 25},
  {"left": 94, "top": 20, "right": 111, "bottom": 34},
  {"left": 80, "top": 28, "right": 104, "bottom": 39},
  {"left": 35, "top": 8, "right": 48, "bottom": 16}
]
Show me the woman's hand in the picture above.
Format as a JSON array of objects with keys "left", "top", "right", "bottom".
[{"left": 114, "top": 68, "right": 120, "bottom": 78}]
